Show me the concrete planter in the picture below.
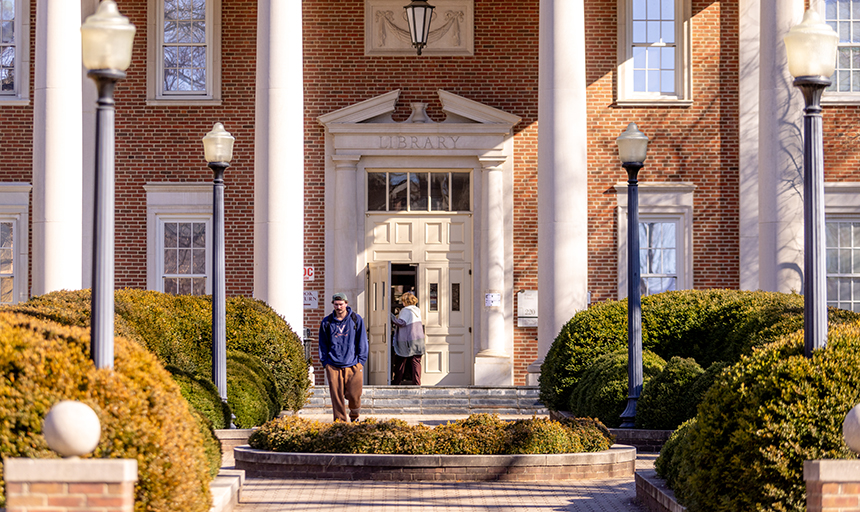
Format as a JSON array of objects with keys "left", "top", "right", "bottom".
[{"left": 234, "top": 444, "right": 636, "bottom": 481}]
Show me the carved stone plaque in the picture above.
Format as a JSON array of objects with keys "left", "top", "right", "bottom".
[{"left": 365, "top": 0, "right": 474, "bottom": 56}]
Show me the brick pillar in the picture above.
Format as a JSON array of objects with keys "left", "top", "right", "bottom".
[
  {"left": 804, "top": 460, "right": 860, "bottom": 512},
  {"left": 4, "top": 458, "right": 137, "bottom": 512}
]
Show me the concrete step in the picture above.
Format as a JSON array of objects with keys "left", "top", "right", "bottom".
[{"left": 300, "top": 385, "right": 547, "bottom": 416}]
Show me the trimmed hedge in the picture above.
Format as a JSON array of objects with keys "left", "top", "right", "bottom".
[
  {"left": 568, "top": 348, "right": 666, "bottom": 428},
  {"left": 634, "top": 357, "right": 704, "bottom": 430},
  {"left": 539, "top": 290, "right": 860, "bottom": 412},
  {"left": 8, "top": 290, "right": 310, "bottom": 419},
  {"left": 0, "top": 312, "right": 213, "bottom": 512},
  {"left": 657, "top": 322, "right": 860, "bottom": 512},
  {"left": 226, "top": 351, "right": 280, "bottom": 428},
  {"left": 248, "top": 414, "right": 614, "bottom": 455},
  {"left": 167, "top": 366, "right": 232, "bottom": 430}
]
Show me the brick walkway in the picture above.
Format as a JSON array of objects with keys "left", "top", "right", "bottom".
[{"left": 234, "top": 477, "right": 648, "bottom": 512}]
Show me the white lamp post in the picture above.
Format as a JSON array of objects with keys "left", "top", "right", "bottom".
[
  {"left": 404, "top": 0, "right": 435, "bottom": 55},
  {"left": 81, "top": 0, "right": 135, "bottom": 370},
  {"left": 616, "top": 122, "right": 649, "bottom": 428},
  {"left": 202, "top": 123, "right": 234, "bottom": 406},
  {"left": 784, "top": 9, "right": 838, "bottom": 358}
]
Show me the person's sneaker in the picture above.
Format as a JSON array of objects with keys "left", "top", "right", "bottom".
[{"left": 350, "top": 415, "right": 359, "bottom": 422}]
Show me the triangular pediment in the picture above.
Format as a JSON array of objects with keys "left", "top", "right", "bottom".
[{"left": 317, "top": 89, "right": 521, "bottom": 129}]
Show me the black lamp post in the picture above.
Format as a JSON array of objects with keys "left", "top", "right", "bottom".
[
  {"left": 784, "top": 10, "right": 838, "bottom": 358},
  {"left": 616, "top": 122, "right": 649, "bottom": 428},
  {"left": 404, "top": 0, "right": 434, "bottom": 55},
  {"left": 81, "top": 0, "right": 136, "bottom": 370},
  {"left": 202, "top": 123, "right": 234, "bottom": 404}
]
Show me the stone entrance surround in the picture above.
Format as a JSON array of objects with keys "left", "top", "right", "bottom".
[{"left": 234, "top": 445, "right": 635, "bottom": 481}]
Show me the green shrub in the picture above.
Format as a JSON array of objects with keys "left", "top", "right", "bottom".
[
  {"left": 0, "top": 312, "right": 213, "bottom": 512},
  {"left": 539, "top": 289, "right": 860, "bottom": 412},
  {"left": 248, "top": 414, "right": 613, "bottom": 455},
  {"left": 635, "top": 356, "right": 704, "bottom": 430},
  {"left": 568, "top": 348, "right": 666, "bottom": 428},
  {"left": 227, "top": 350, "right": 280, "bottom": 416},
  {"left": 8, "top": 290, "right": 310, "bottom": 415},
  {"left": 663, "top": 322, "right": 860, "bottom": 512},
  {"left": 654, "top": 417, "right": 696, "bottom": 490},
  {"left": 167, "top": 365, "right": 232, "bottom": 430},
  {"left": 226, "top": 354, "right": 279, "bottom": 428}
]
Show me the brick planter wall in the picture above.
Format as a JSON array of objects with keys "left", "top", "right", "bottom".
[
  {"left": 234, "top": 445, "right": 635, "bottom": 481},
  {"left": 4, "top": 458, "right": 137, "bottom": 512},
  {"left": 805, "top": 460, "right": 860, "bottom": 512}
]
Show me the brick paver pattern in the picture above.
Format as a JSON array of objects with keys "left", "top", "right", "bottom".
[{"left": 235, "top": 477, "right": 647, "bottom": 512}]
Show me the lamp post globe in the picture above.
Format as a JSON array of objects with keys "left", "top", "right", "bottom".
[
  {"left": 616, "top": 122, "right": 648, "bottom": 428},
  {"left": 784, "top": 9, "right": 838, "bottom": 358},
  {"left": 81, "top": 0, "right": 136, "bottom": 370},
  {"left": 203, "top": 123, "right": 234, "bottom": 408}
]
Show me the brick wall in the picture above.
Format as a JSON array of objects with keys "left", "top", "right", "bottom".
[
  {"left": 4, "top": 458, "right": 137, "bottom": 512},
  {"left": 805, "top": 460, "right": 860, "bottom": 512}
]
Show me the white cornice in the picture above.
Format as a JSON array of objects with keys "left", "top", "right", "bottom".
[{"left": 317, "top": 90, "right": 401, "bottom": 126}]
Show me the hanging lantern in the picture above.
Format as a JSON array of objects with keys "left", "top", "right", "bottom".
[{"left": 404, "top": 0, "right": 435, "bottom": 55}]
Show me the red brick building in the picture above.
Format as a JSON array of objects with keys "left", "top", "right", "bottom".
[{"left": 0, "top": 0, "right": 856, "bottom": 386}]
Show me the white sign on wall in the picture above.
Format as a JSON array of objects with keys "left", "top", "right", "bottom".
[
  {"left": 304, "top": 291, "right": 318, "bottom": 309},
  {"left": 517, "top": 290, "right": 538, "bottom": 327},
  {"left": 304, "top": 266, "right": 314, "bottom": 281},
  {"left": 484, "top": 292, "right": 501, "bottom": 308}
]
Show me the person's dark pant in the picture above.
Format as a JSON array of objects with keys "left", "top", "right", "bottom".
[
  {"left": 324, "top": 363, "right": 363, "bottom": 422},
  {"left": 393, "top": 354, "right": 422, "bottom": 385}
]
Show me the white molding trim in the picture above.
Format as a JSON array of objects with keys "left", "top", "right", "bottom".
[
  {"left": 0, "top": 183, "right": 32, "bottom": 304},
  {"left": 615, "top": 182, "right": 696, "bottom": 299}
]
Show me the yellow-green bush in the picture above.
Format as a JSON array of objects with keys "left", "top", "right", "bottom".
[
  {"left": 226, "top": 352, "right": 280, "bottom": 428},
  {"left": 9, "top": 290, "right": 310, "bottom": 418},
  {"left": 248, "top": 413, "right": 613, "bottom": 455},
  {"left": 658, "top": 322, "right": 860, "bottom": 512},
  {"left": 539, "top": 290, "right": 860, "bottom": 412},
  {"left": 0, "top": 312, "right": 213, "bottom": 512},
  {"left": 167, "top": 365, "right": 232, "bottom": 430}
]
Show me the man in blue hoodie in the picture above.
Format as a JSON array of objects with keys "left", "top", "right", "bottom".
[{"left": 318, "top": 292, "right": 368, "bottom": 422}]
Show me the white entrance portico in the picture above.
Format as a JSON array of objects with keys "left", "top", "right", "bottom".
[{"left": 318, "top": 90, "right": 520, "bottom": 386}]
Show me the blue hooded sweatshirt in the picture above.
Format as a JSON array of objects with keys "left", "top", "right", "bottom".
[{"left": 318, "top": 306, "right": 368, "bottom": 368}]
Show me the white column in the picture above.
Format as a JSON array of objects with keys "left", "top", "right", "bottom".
[
  {"left": 529, "top": 0, "right": 588, "bottom": 385},
  {"left": 254, "top": 0, "right": 304, "bottom": 335},
  {"left": 758, "top": 0, "right": 805, "bottom": 293},
  {"left": 332, "top": 155, "right": 360, "bottom": 301},
  {"left": 738, "top": 0, "right": 760, "bottom": 290},
  {"left": 81, "top": 0, "right": 99, "bottom": 289},
  {"left": 475, "top": 157, "right": 511, "bottom": 385},
  {"left": 32, "top": 0, "right": 83, "bottom": 295}
]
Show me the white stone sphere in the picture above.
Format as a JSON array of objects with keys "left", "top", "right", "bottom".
[
  {"left": 844, "top": 403, "right": 860, "bottom": 454},
  {"left": 42, "top": 401, "right": 101, "bottom": 457}
]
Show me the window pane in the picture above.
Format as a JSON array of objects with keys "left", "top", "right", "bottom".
[
  {"left": 0, "top": 221, "right": 11, "bottom": 248},
  {"left": 178, "top": 248, "right": 192, "bottom": 273},
  {"left": 647, "top": 0, "right": 660, "bottom": 18},
  {"left": 164, "top": 248, "right": 177, "bottom": 274},
  {"left": 1, "top": 20, "right": 13, "bottom": 44},
  {"left": 192, "top": 249, "right": 206, "bottom": 274},
  {"left": 178, "top": 277, "right": 192, "bottom": 295},
  {"left": 661, "top": 0, "right": 674, "bottom": 19},
  {"left": 841, "top": 248, "right": 852, "bottom": 273},
  {"left": 452, "top": 283, "right": 460, "bottom": 312},
  {"left": 389, "top": 173, "right": 407, "bottom": 211},
  {"left": 409, "top": 172, "right": 429, "bottom": 211},
  {"left": 633, "top": 46, "right": 647, "bottom": 68},
  {"left": 193, "top": 222, "right": 205, "bottom": 247},
  {"left": 0, "top": 248, "right": 11, "bottom": 273},
  {"left": 828, "top": 248, "right": 839, "bottom": 273},
  {"left": 648, "top": 70, "right": 660, "bottom": 92},
  {"left": 164, "top": 278, "right": 177, "bottom": 295},
  {"left": 451, "top": 172, "right": 470, "bottom": 211},
  {"left": 430, "top": 173, "right": 450, "bottom": 211},
  {"left": 192, "top": 278, "right": 206, "bottom": 295},
  {"left": 647, "top": 21, "right": 661, "bottom": 43},
  {"left": 827, "top": 0, "right": 838, "bottom": 19},
  {"left": 429, "top": 283, "right": 438, "bottom": 311},
  {"left": 633, "top": 21, "right": 647, "bottom": 43},
  {"left": 632, "top": 0, "right": 646, "bottom": 19},
  {"left": 0, "top": 276, "right": 12, "bottom": 303},
  {"left": 368, "top": 173, "right": 387, "bottom": 211},
  {"left": 179, "top": 222, "right": 192, "bottom": 247},
  {"left": 840, "top": 222, "right": 852, "bottom": 246}
]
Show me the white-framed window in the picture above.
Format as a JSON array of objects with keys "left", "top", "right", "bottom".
[
  {"left": 0, "top": 0, "right": 30, "bottom": 104},
  {"left": 147, "top": 0, "right": 221, "bottom": 104},
  {"left": 615, "top": 182, "right": 695, "bottom": 298},
  {"left": 823, "top": 182, "right": 860, "bottom": 310},
  {"left": 0, "top": 183, "right": 31, "bottom": 304},
  {"left": 617, "top": 0, "right": 692, "bottom": 105},
  {"left": 145, "top": 183, "right": 213, "bottom": 294}
]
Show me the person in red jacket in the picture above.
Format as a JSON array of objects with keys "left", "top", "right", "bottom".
[{"left": 318, "top": 292, "right": 368, "bottom": 422}]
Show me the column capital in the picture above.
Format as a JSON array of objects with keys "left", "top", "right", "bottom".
[
  {"left": 478, "top": 156, "right": 506, "bottom": 170},
  {"left": 332, "top": 154, "right": 361, "bottom": 172}
]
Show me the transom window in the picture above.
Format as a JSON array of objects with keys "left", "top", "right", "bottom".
[
  {"left": 826, "top": 220, "right": 860, "bottom": 311},
  {"left": 825, "top": 0, "right": 860, "bottom": 93},
  {"left": 639, "top": 221, "right": 678, "bottom": 295},
  {"left": 161, "top": 220, "right": 208, "bottom": 295},
  {"left": 0, "top": 220, "right": 13, "bottom": 304},
  {"left": 367, "top": 171, "right": 471, "bottom": 212}
]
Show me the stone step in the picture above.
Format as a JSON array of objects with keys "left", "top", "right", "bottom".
[{"left": 299, "top": 386, "right": 547, "bottom": 416}]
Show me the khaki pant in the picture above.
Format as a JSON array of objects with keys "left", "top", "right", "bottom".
[{"left": 325, "top": 363, "right": 363, "bottom": 422}]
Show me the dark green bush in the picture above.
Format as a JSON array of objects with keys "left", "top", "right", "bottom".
[
  {"left": 635, "top": 356, "right": 704, "bottom": 430},
  {"left": 662, "top": 322, "right": 860, "bottom": 512},
  {"left": 539, "top": 290, "right": 860, "bottom": 412},
  {"left": 0, "top": 312, "right": 213, "bottom": 512},
  {"left": 226, "top": 353, "right": 279, "bottom": 428},
  {"left": 167, "top": 365, "right": 232, "bottom": 430},
  {"left": 654, "top": 417, "right": 695, "bottom": 490},
  {"left": 227, "top": 350, "right": 280, "bottom": 416},
  {"left": 8, "top": 290, "right": 310, "bottom": 415},
  {"left": 568, "top": 348, "right": 666, "bottom": 428},
  {"left": 248, "top": 414, "right": 613, "bottom": 455}
]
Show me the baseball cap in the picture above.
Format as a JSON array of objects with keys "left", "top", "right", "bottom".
[{"left": 331, "top": 292, "right": 348, "bottom": 303}]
